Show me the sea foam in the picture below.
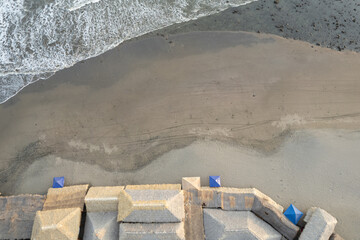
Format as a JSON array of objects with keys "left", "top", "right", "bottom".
[{"left": 0, "top": 0, "right": 257, "bottom": 103}]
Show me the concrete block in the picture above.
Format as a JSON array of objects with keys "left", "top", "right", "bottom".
[
  {"left": 252, "top": 192, "right": 299, "bottom": 240},
  {"left": 253, "top": 189, "right": 284, "bottom": 212},
  {"left": 299, "top": 208, "right": 337, "bottom": 240},
  {"left": 85, "top": 186, "right": 124, "bottom": 212},
  {"left": 182, "top": 177, "right": 201, "bottom": 190},
  {"left": 303, "top": 207, "right": 317, "bottom": 222},
  {"left": 43, "top": 184, "right": 89, "bottom": 211},
  {"left": 117, "top": 189, "right": 184, "bottom": 223},
  {"left": 203, "top": 209, "right": 282, "bottom": 240},
  {"left": 0, "top": 194, "right": 45, "bottom": 240},
  {"left": 31, "top": 208, "right": 81, "bottom": 240},
  {"left": 119, "top": 222, "right": 185, "bottom": 240},
  {"left": 83, "top": 212, "right": 118, "bottom": 240}
]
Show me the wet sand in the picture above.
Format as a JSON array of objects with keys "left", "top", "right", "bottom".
[
  {"left": 1, "top": 31, "right": 360, "bottom": 238},
  {"left": 155, "top": 0, "right": 360, "bottom": 52},
  {"left": 16, "top": 130, "right": 360, "bottom": 239}
]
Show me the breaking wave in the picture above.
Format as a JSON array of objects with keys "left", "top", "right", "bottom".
[{"left": 0, "top": 0, "right": 257, "bottom": 103}]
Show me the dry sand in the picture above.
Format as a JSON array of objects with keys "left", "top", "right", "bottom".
[{"left": 0, "top": 31, "right": 360, "bottom": 238}]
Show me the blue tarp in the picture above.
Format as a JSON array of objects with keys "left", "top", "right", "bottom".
[
  {"left": 209, "top": 176, "right": 221, "bottom": 187},
  {"left": 284, "top": 204, "right": 303, "bottom": 225},
  {"left": 52, "top": 177, "right": 64, "bottom": 188}
]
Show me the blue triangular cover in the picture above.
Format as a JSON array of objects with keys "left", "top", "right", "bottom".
[
  {"left": 284, "top": 204, "right": 303, "bottom": 225},
  {"left": 209, "top": 176, "right": 221, "bottom": 187},
  {"left": 53, "top": 177, "right": 64, "bottom": 188}
]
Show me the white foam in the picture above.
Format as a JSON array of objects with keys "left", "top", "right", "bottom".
[
  {"left": 68, "top": 0, "right": 101, "bottom": 11},
  {"left": 0, "top": 0, "right": 257, "bottom": 104},
  {"left": 0, "top": 73, "right": 54, "bottom": 104}
]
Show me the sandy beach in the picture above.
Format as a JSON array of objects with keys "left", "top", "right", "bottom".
[{"left": 1, "top": 31, "right": 360, "bottom": 238}]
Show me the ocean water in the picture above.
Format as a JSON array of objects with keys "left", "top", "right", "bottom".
[{"left": 0, "top": 0, "right": 257, "bottom": 104}]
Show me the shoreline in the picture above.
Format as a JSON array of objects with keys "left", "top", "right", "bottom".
[
  {"left": 2, "top": 0, "right": 360, "bottom": 105},
  {"left": 0, "top": 0, "right": 257, "bottom": 105}
]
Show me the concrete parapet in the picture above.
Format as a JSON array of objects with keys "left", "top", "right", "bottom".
[
  {"left": 197, "top": 187, "right": 221, "bottom": 208},
  {"left": 252, "top": 193, "right": 299, "bottom": 240},
  {"left": 85, "top": 186, "right": 124, "bottom": 212},
  {"left": 119, "top": 222, "right": 185, "bottom": 240},
  {"left": 43, "top": 184, "right": 89, "bottom": 211},
  {"left": 221, "top": 188, "right": 256, "bottom": 211},
  {"left": 299, "top": 208, "right": 337, "bottom": 240},
  {"left": 196, "top": 187, "right": 283, "bottom": 212},
  {"left": 253, "top": 189, "right": 284, "bottom": 213},
  {"left": 183, "top": 189, "right": 205, "bottom": 240}
]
